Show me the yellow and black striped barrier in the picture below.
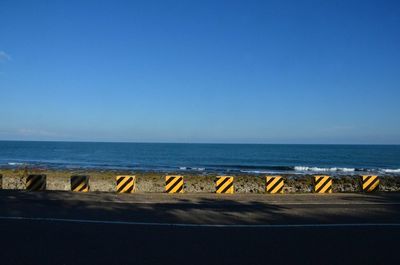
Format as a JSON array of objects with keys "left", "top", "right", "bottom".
[
  {"left": 266, "top": 176, "right": 284, "bottom": 194},
  {"left": 165, "top": 175, "right": 184, "bottom": 193},
  {"left": 26, "top": 174, "right": 46, "bottom": 191},
  {"left": 313, "top": 175, "right": 332, "bottom": 193},
  {"left": 71, "top": 175, "right": 89, "bottom": 192},
  {"left": 361, "top": 175, "right": 379, "bottom": 192},
  {"left": 116, "top": 175, "right": 135, "bottom": 193},
  {"left": 216, "top": 176, "right": 234, "bottom": 194}
]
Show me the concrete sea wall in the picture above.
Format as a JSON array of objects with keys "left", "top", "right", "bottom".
[{"left": 1, "top": 169, "right": 400, "bottom": 193}]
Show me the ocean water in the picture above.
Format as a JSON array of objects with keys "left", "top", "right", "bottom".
[{"left": 0, "top": 141, "right": 399, "bottom": 175}]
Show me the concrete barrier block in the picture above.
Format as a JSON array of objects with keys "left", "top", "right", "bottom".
[
  {"left": 185, "top": 176, "right": 215, "bottom": 193},
  {"left": 26, "top": 175, "right": 46, "bottom": 191},
  {"left": 361, "top": 176, "right": 379, "bottom": 192},
  {"left": 235, "top": 176, "right": 264, "bottom": 193},
  {"left": 1, "top": 168, "right": 399, "bottom": 194},
  {"left": 46, "top": 175, "right": 70, "bottom": 191},
  {"left": 266, "top": 176, "right": 284, "bottom": 194},
  {"left": 216, "top": 176, "right": 234, "bottom": 194},
  {"left": 116, "top": 176, "right": 135, "bottom": 193},
  {"left": 380, "top": 176, "right": 400, "bottom": 191},
  {"left": 90, "top": 176, "right": 115, "bottom": 192},
  {"left": 332, "top": 176, "right": 360, "bottom": 192},
  {"left": 283, "top": 176, "right": 312, "bottom": 193},
  {"left": 136, "top": 175, "right": 164, "bottom": 193},
  {"left": 165, "top": 175, "right": 184, "bottom": 193},
  {"left": 71, "top": 175, "right": 89, "bottom": 192},
  {"left": 313, "top": 176, "right": 333, "bottom": 193},
  {"left": 3, "top": 174, "right": 26, "bottom": 190}
]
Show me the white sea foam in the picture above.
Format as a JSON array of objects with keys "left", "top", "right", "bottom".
[
  {"left": 381, "top": 169, "right": 400, "bottom": 173},
  {"left": 179, "top": 167, "right": 205, "bottom": 171},
  {"left": 241, "top": 170, "right": 270, "bottom": 174},
  {"left": 8, "top": 162, "right": 24, "bottom": 166},
  {"left": 294, "top": 166, "right": 355, "bottom": 172},
  {"left": 340, "top": 168, "right": 356, "bottom": 172}
]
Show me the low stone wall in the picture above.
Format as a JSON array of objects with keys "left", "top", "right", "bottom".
[
  {"left": 47, "top": 175, "right": 70, "bottom": 191},
  {"left": 0, "top": 169, "right": 400, "bottom": 193},
  {"left": 2, "top": 173, "right": 27, "bottom": 190}
]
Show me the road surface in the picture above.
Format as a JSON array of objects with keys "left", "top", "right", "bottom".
[{"left": 0, "top": 191, "right": 399, "bottom": 264}]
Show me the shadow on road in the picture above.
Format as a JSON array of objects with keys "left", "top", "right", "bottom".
[
  {"left": 1, "top": 190, "right": 400, "bottom": 225},
  {"left": 1, "top": 191, "right": 400, "bottom": 265}
]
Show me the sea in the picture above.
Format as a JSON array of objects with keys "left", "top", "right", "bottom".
[{"left": 0, "top": 141, "right": 399, "bottom": 176}]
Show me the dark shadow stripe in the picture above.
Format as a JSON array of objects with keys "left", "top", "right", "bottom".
[
  {"left": 315, "top": 178, "right": 330, "bottom": 193},
  {"left": 216, "top": 177, "right": 230, "bottom": 190},
  {"left": 364, "top": 178, "right": 379, "bottom": 192},
  {"left": 268, "top": 178, "right": 283, "bottom": 192},
  {"left": 221, "top": 183, "right": 233, "bottom": 193}
]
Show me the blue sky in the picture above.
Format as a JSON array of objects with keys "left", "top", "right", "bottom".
[{"left": 0, "top": 0, "right": 399, "bottom": 144}]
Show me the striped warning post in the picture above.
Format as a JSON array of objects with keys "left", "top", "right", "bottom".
[
  {"left": 26, "top": 175, "right": 46, "bottom": 191},
  {"left": 71, "top": 175, "right": 89, "bottom": 192},
  {"left": 165, "top": 175, "right": 184, "bottom": 193},
  {"left": 361, "top": 176, "right": 379, "bottom": 192},
  {"left": 216, "top": 176, "right": 234, "bottom": 194},
  {"left": 313, "top": 175, "right": 332, "bottom": 193},
  {"left": 116, "top": 176, "right": 135, "bottom": 193},
  {"left": 266, "top": 176, "right": 284, "bottom": 194}
]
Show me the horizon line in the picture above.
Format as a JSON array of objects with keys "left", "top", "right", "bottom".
[{"left": 0, "top": 139, "right": 399, "bottom": 146}]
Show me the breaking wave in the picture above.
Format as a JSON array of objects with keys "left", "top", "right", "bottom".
[
  {"left": 179, "top": 167, "right": 205, "bottom": 171},
  {"left": 2, "top": 161, "right": 399, "bottom": 176},
  {"left": 294, "top": 166, "right": 356, "bottom": 172},
  {"left": 7, "top": 162, "right": 25, "bottom": 166},
  {"left": 381, "top": 169, "right": 400, "bottom": 173}
]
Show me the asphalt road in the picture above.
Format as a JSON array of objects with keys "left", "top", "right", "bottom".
[{"left": 1, "top": 191, "right": 399, "bottom": 264}]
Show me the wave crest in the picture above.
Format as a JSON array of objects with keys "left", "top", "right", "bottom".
[
  {"left": 294, "top": 166, "right": 355, "bottom": 172},
  {"left": 8, "top": 162, "right": 25, "bottom": 166},
  {"left": 381, "top": 169, "right": 400, "bottom": 173}
]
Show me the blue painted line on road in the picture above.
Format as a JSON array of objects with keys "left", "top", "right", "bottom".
[{"left": 1, "top": 216, "right": 400, "bottom": 228}]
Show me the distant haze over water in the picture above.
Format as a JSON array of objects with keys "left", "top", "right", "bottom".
[{"left": 0, "top": 141, "right": 399, "bottom": 176}]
